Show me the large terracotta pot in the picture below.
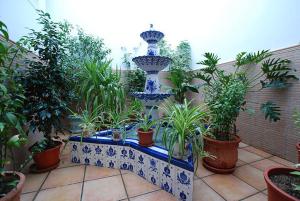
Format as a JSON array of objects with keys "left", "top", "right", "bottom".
[
  {"left": 0, "top": 172, "right": 25, "bottom": 201},
  {"left": 203, "top": 135, "right": 241, "bottom": 174},
  {"left": 296, "top": 142, "right": 300, "bottom": 163},
  {"left": 264, "top": 167, "right": 299, "bottom": 201},
  {"left": 137, "top": 128, "right": 154, "bottom": 147},
  {"left": 32, "top": 141, "right": 62, "bottom": 171}
]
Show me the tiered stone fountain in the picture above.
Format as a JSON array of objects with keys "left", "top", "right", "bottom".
[{"left": 131, "top": 24, "right": 173, "bottom": 119}]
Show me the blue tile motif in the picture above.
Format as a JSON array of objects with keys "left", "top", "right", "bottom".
[
  {"left": 72, "top": 144, "right": 77, "bottom": 151},
  {"left": 95, "top": 146, "right": 102, "bottom": 154},
  {"left": 177, "top": 171, "right": 191, "bottom": 185},
  {"left": 146, "top": 79, "right": 157, "bottom": 93},
  {"left": 161, "top": 182, "right": 172, "bottom": 194},
  {"left": 138, "top": 168, "right": 145, "bottom": 179},
  {"left": 129, "top": 149, "right": 135, "bottom": 160},
  {"left": 180, "top": 191, "right": 187, "bottom": 201},
  {"left": 82, "top": 145, "right": 91, "bottom": 154},
  {"left": 163, "top": 166, "right": 171, "bottom": 178},
  {"left": 121, "top": 148, "right": 127, "bottom": 158},
  {"left": 71, "top": 156, "right": 80, "bottom": 163},
  {"left": 95, "top": 159, "right": 103, "bottom": 167},
  {"left": 138, "top": 155, "right": 144, "bottom": 164},
  {"left": 84, "top": 157, "right": 90, "bottom": 165},
  {"left": 120, "top": 163, "right": 133, "bottom": 171},
  {"left": 106, "top": 146, "right": 116, "bottom": 157},
  {"left": 150, "top": 176, "right": 156, "bottom": 185},
  {"left": 149, "top": 159, "right": 157, "bottom": 172},
  {"left": 109, "top": 160, "right": 115, "bottom": 168}
]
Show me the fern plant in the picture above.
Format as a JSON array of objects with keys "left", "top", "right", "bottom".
[{"left": 195, "top": 50, "right": 298, "bottom": 140}]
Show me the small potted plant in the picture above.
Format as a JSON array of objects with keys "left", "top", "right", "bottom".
[
  {"left": 293, "top": 110, "right": 300, "bottom": 163},
  {"left": 195, "top": 51, "right": 297, "bottom": 173},
  {"left": 264, "top": 165, "right": 300, "bottom": 201},
  {"left": 160, "top": 99, "right": 209, "bottom": 164},
  {"left": 0, "top": 20, "right": 27, "bottom": 201},
  {"left": 108, "top": 111, "right": 128, "bottom": 141},
  {"left": 136, "top": 108, "right": 158, "bottom": 147}
]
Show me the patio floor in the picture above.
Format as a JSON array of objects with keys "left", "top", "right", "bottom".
[{"left": 20, "top": 141, "right": 294, "bottom": 201}]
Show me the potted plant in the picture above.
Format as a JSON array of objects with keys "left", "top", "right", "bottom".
[
  {"left": 107, "top": 111, "right": 128, "bottom": 141},
  {"left": 0, "top": 21, "right": 27, "bottom": 201},
  {"left": 20, "top": 11, "right": 70, "bottom": 172},
  {"left": 160, "top": 99, "right": 209, "bottom": 164},
  {"left": 136, "top": 108, "right": 158, "bottom": 147},
  {"left": 195, "top": 51, "right": 298, "bottom": 173},
  {"left": 293, "top": 110, "right": 300, "bottom": 163},
  {"left": 264, "top": 165, "right": 300, "bottom": 201}
]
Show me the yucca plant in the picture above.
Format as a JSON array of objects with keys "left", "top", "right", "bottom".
[{"left": 160, "top": 99, "right": 210, "bottom": 166}]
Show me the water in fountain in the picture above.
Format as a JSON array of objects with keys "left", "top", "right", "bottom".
[{"left": 131, "top": 25, "right": 173, "bottom": 120}]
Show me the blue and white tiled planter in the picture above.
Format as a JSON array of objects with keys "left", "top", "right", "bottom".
[{"left": 69, "top": 136, "right": 194, "bottom": 201}]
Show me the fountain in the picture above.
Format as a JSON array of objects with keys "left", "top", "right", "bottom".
[{"left": 131, "top": 24, "right": 173, "bottom": 119}]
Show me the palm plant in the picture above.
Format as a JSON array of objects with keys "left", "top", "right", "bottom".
[
  {"left": 195, "top": 51, "right": 298, "bottom": 140},
  {"left": 160, "top": 99, "right": 210, "bottom": 165}
]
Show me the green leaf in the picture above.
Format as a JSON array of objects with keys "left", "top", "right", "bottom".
[
  {"left": 290, "top": 171, "right": 300, "bottom": 176},
  {"left": 7, "top": 135, "right": 22, "bottom": 148},
  {"left": 5, "top": 112, "right": 17, "bottom": 125},
  {"left": 260, "top": 101, "right": 281, "bottom": 122},
  {"left": 0, "top": 122, "right": 4, "bottom": 132}
]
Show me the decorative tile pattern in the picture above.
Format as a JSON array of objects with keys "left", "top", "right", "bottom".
[{"left": 70, "top": 140, "right": 194, "bottom": 201}]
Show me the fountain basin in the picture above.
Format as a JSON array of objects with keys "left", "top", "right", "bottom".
[
  {"left": 69, "top": 131, "right": 194, "bottom": 201},
  {"left": 140, "top": 30, "right": 164, "bottom": 43},
  {"left": 132, "top": 56, "right": 171, "bottom": 72}
]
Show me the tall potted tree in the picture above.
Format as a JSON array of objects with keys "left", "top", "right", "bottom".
[
  {"left": 0, "top": 21, "right": 27, "bottom": 201},
  {"left": 20, "top": 10, "right": 70, "bottom": 172},
  {"left": 195, "top": 51, "right": 298, "bottom": 173}
]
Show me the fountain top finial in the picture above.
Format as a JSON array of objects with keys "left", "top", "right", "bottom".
[{"left": 150, "top": 24, "right": 154, "bottom": 30}]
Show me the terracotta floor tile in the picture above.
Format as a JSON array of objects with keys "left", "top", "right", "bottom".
[
  {"left": 262, "top": 189, "right": 268, "bottom": 195},
  {"left": 237, "top": 159, "right": 246, "bottom": 167},
  {"left": 23, "top": 172, "right": 48, "bottom": 193},
  {"left": 203, "top": 174, "right": 257, "bottom": 201},
  {"left": 84, "top": 165, "right": 120, "bottom": 181},
  {"left": 233, "top": 165, "right": 266, "bottom": 190},
  {"left": 193, "top": 179, "right": 225, "bottom": 201},
  {"left": 35, "top": 182, "right": 82, "bottom": 201},
  {"left": 195, "top": 160, "right": 214, "bottom": 178},
  {"left": 58, "top": 152, "right": 79, "bottom": 168},
  {"left": 269, "top": 156, "right": 294, "bottom": 167},
  {"left": 251, "top": 159, "right": 283, "bottom": 171},
  {"left": 130, "top": 190, "right": 177, "bottom": 201},
  {"left": 242, "top": 193, "right": 267, "bottom": 201},
  {"left": 42, "top": 165, "right": 85, "bottom": 189},
  {"left": 239, "top": 142, "right": 249, "bottom": 148},
  {"left": 122, "top": 173, "right": 159, "bottom": 198},
  {"left": 243, "top": 146, "right": 272, "bottom": 158},
  {"left": 238, "top": 149, "right": 263, "bottom": 163},
  {"left": 82, "top": 175, "right": 127, "bottom": 201},
  {"left": 121, "top": 169, "right": 131, "bottom": 174},
  {"left": 21, "top": 192, "right": 36, "bottom": 201}
]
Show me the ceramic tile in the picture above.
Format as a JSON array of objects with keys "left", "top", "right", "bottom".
[
  {"left": 160, "top": 160, "right": 176, "bottom": 195},
  {"left": 130, "top": 190, "right": 177, "bottom": 201},
  {"left": 203, "top": 174, "right": 257, "bottom": 201},
  {"left": 23, "top": 172, "right": 48, "bottom": 193},
  {"left": 174, "top": 167, "right": 193, "bottom": 201},
  {"left": 84, "top": 165, "right": 120, "bottom": 181},
  {"left": 35, "top": 183, "right": 82, "bottom": 201},
  {"left": 41, "top": 165, "right": 84, "bottom": 189},
  {"left": 122, "top": 173, "right": 159, "bottom": 198},
  {"left": 135, "top": 150, "right": 148, "bottom": 180},
  {"left": 193, "top": 179, "right": 225, "bottom": 201},
  {"left": 238, "top": 149, "right": 263, "bottom": 163},
  {"left": 20, "top": 192, "right": 36, "bottom": 201},
  {"left": 251, "top": 159, "right": 283, "bottom": 171},
  {"left": 194, "top": 160, "right": 214, "bottom": 178},
  {"left": 145, "top": 155, "right": 160, "bottom": 186},
  {"left": 82, "top": 175, "right": 127, "bottom": 201},
  {"left": 242, "top": 192, "right": 267, "bottom": 201},
  {"left": 233, "top": 165, "right": 266, "bottom": 190},
  {"left": 269, "top": 156, "right": 294, "bottom": 167},
  {"left": 239, "top": 142, "right": 249, "bottom": 148},
  {"left": 236, "top": 159, "right": 246, "bottom": 167},
  {"left": 243, "top": 146, "right": 272, "bottom": 158}
]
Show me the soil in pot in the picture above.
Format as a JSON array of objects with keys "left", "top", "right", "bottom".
[
  {"left": 0, "top": 172, "right": 25, "bottom": 201},
  {"left": 137, "top": 128, "right": 154, "bottom": 147},
  {"left": 203, "top": 135, "right": 241, "bottom": 174},
  {"left": 112, "top": 130, "right": 122, "bottom": 141},
  {"left": 30, "top": 140, "right": 62, "bottom": 172},
  {"left": 269, "top": 173, "right": 300, "bottom": 199}
]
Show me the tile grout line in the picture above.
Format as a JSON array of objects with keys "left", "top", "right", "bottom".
[
  {"left": 127, "top": 189, "right": 162, "bottom": 200},
  {"left": 200, "top": 177, "right": 228, "bottom": 201},
  {"left": 32, "top": 171, "right": 51, "bottom": 201},
  {"left": 119, "top": 169, "right": 130, "bottom": 200},
  {"left": 80, "top": 165, "right": 87, "bottom": 201}
]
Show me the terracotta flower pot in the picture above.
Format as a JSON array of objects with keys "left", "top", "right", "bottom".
[
  {"left": 137, "top": 128, "right": 154, "bottom": 147},
  {"left": 32, "top": 141, "right": 62, "bottom": 171},
  {"left": 0, "top": 171, "right": 25, "bottom": 201},
  {"left": 203, "top": 135, "right": 241, "bottom": 174},
  {"left": 296, "top": 142, "right": 300, "bottom": 163},
  {"left": 264, "top": 167, "right": 299, "bottom": 201}
]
